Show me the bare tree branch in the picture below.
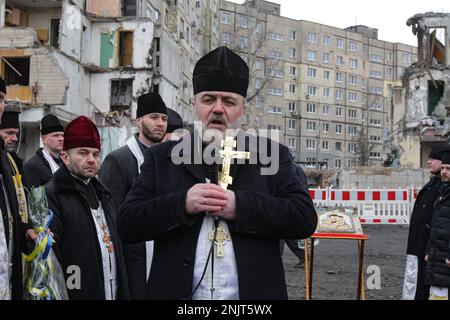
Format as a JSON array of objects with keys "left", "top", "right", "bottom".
[{"left": 354, "top": 127, "right": 375, "bottom": 166}]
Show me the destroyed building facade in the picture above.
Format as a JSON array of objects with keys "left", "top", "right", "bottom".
[
  {"left": 0, "top": 0, "right": 219, "bottom": 160},
  {"left": 389, "top": 12, "right": 450, "bottom": 169}
]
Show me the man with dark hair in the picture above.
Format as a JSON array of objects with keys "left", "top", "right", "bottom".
[
  {"left": 46, "top": 116, "right": 128, "bottom": 300},
  {"left": 118, "top": 47, "right": 317, "bottom": 300},
  {"left": 23, "top": 114, "right": 64, "bottom": 188},
  {"left": 424, "top": 147, "right": 450, "bottom": 300},
  {"left": 403, "top": 143, "right": 450, "bottom": 300},
  {"left": 0, "top": 77, "right": 35, "bottom": 300},
  {"left": 99, "top": 92, "right": 168, "bottom": 299}
]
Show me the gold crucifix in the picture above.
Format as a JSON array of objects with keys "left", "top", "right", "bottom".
[
  {"left": 208, "top": 224, "right": 231, "bottom": 257},
  {"left": 209, "top": 136, "right": 250, "bottom": 257},
  {"left": 218, "top": 136, "right": 250, "bottom": 190}
]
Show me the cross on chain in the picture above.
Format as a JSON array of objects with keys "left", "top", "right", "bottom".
[{"left": 208, "top": 136, "right": 250, "bottom": 257}]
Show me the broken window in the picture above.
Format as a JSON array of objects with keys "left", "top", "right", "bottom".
[
  {"left": 50, "top": 18, "right": 60, "bottom": 49},
  {"left": 153, "top": 37, "right": 160, "bottom": 69},
  {"left": 430, "top": 29, "right": 445, "bottom": 65},
  {"left": 110, "top": 79, "right": 133, "bottom": 111},
  {"left": 1, "top": 57, "right": 30, "bottom": 86},
  {"left": 428, "top": 80, "right": 444, "bottom": 115},
  {"left": 119, "top": 31, "right": 133, "bottom": 66},
  {"left": 5, "top": 6, "right": 28, "bottom": 27},
  {"left": 123, "top": 0, "right": 137, "bottom": 16},
  {"left": 394, "top": 88, "right": 403, "bottom": 104}
]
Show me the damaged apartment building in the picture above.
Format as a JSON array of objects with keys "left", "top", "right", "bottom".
[
  {"left": 389, "top": 12, "right": 450, "bottom": 169},
  {"left": 0, "top": 0, "right": 220, "bottom": 160}
]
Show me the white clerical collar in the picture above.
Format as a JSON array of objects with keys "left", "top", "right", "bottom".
[{"left": 42, "top": 148, "right": 61, "bottom": 174}]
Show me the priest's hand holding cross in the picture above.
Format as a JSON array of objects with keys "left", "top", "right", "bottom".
[
  {"left": 185, "top": 184, "right": 237, "bottom": 221},
  {"left": 185, "top": 137, "right": 249, "bottom": 221}
]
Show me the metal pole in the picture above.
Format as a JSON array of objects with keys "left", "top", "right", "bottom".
[
  {"left": 357, "top": 239, "right": 366, "bottom": 300},
  {"left": 304, "top": 239, "right": 310, "bottom": 300},
  {"left": 309, "top": 238, "right": 315, "bottom": 299}
]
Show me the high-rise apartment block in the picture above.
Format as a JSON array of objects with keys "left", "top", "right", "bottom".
[{"left": 219, "top": 0, "right": 417, "bottom": 168}]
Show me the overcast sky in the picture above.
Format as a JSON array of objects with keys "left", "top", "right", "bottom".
[{"left": 228, "top": 0, "right": 450, "bottom": 46}]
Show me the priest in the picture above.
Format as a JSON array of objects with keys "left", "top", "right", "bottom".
[
  {"left": 0, "top": 108, "right": 28, "bottom": 224},
  {"left": 100, "top": 92, "right": 168, "bottom": 299},
  {"left": 118, "top": 46, "right": 317, "bottom": 300},
  {"left": 0, "top": 77, "right": 35, "bottom": 300},
  {"left": 424, "top": 148, "right": 450, "bottom": 299},
  {"left": 403, "top": 143, "right": 450, "bottom": 299},
  {"left": 46, "top": 116, "right": 128, "bottom": 300},
  {"left": 24, "top": 114, "right": 64, "bottom": 188}
]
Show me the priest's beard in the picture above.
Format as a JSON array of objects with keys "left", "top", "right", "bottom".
[
  {"left": 142, "top": 124, "right": 165, "bottom": 144},
  {"left": 4, "top": 143, "right": 15, "bottom": 153}
]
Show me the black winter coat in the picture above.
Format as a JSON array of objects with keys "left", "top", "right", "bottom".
[
  {"left": 118, "top": 133, "right": 317, "bottom": 300},
  {"left": 425, "top": 182, "right": 450, "bottom": 288},
  {"left": 99, "top": 142, "right": 147, "bottom": 300},
  {"left": 0, "top": 140, "right": 30, "bottom": 299},
  {"left": 407, "top": 175, "right": 441, "bottom": 257},
  {"left": 46, "top": 165, "right": 129, "bottom": 300},
  {"left": 23, "top": 148, "right": 56, "bottom": 188}
]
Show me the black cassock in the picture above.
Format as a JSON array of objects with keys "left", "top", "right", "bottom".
[
  {"left": 23, "top": 148, "right": 62, "bottom": 189},
  {"left": 46, "top": 165, "right": 129, "bottom": 300},
  {"left": 99, "top": 135, "right": 148, "bottom": 300},
  {"left": 404, "top": 174, "right": 441, "bottom": 300},
  {"left": 0, "top": 140, "right": 30, "bottom": 300},
  {"left": 118, "top": 132, "right": 317, "bottom": 300}
]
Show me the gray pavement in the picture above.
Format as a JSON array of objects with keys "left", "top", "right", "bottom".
[{"left": 283, "top": 224, "right": 409, "bottom": 300}]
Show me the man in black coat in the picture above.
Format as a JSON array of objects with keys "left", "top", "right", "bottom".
[
  {"left": 46, "top": 116, "right": 128, "bottom": 300},
  {"left": 424, "top": 149, "right": 450, "bottom": 299},
  {"left": 0, "top": 108, "right": 22, "bottom": 161},
  {"left": 118, "top": 47, "right": 317, "bottom": 300},
  {"left": 23, "top": 114, "right": 64, "bottom": 189},
  {"left": 0, "top": 108, "right": 29, "bottom": 223},
  {"left": 403, "top": 143, "right": 450, "bottom": 300},
  {"left": 99, "top": 92, "right": 168, "bottom": 299},
  {"left": 0, "top": 77, "right": 35, "bottom": 300}
]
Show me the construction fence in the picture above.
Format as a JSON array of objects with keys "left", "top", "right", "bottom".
[{"left": 309, "top": 187, "right": 419, "bottom": 225}]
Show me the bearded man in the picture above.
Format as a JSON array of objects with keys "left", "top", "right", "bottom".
[
  {"left": 118, "top": 46, "right": 317, "bottom": 300},
  {"left": 99, "top": 92, "right": 168, "bottom": 299}
]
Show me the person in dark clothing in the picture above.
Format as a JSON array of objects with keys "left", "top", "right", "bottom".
[
  {"left": 99, "top": 92, "right": 168, "bottom": 299},
  {"left": 0, "top": 108, "right": 21, "bottom": 154},
  {"left": 403, "top": 143, "right": 450, "bottom": 300},
  {"left": 424, "top": 148, "right": 450, "bottom": 300},
  {"left": 0, "top": 76, "right": 35, "bottom": 300},
  {"left": 46, "top": 116, "right": 128, "bottom": 300},
  {"left": 23, "top": 114, "right": 64, "bottom": 189},
  {"left": 163, "top": 108, "right": 184, "bottom": 142},
  {"left": 118, "top": 46, "right": 317, "bottom": 300},
  {"left": 0, "top": 108, "right": 29, "bottom": 223}
]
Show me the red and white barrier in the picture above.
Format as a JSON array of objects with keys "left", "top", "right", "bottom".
[{"left": 309, "top": 187, "right": 417, "bottom": 225}]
